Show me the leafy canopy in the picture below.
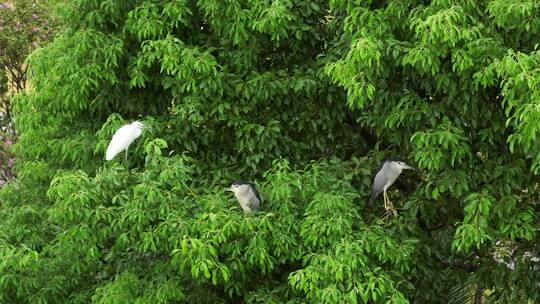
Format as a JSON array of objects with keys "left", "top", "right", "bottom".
[{"left": 1, "top": 0, "right": 540, "bottom": 303}]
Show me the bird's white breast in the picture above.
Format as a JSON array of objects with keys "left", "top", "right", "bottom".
[
  {"left": 105, "top": 124, "right": 142, "bottom": 160},
  {"left": 234, "top": 187, "right": 260, "bottom": 212}
]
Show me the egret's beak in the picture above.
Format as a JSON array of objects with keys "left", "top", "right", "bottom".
[{"left": 225, "top": 187, "right": 233, "bottom": 192}]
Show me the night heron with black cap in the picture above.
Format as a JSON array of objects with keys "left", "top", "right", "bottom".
[
  {"left": 371, "top": 157, "right": 416, "bottom": 214},
  {"left": 226, "top": 181, "right": 261, "bottom": 213}
]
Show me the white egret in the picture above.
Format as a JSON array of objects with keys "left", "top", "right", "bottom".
[{"left": 105, "top": 121, "right": 144, "bottom": 162}]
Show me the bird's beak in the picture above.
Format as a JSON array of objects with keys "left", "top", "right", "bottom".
[
  {"left": 403, "top": 163, "right": 417, "bottom": 171},
  {"left": 225, "top": 187, "right": 232, "bottom": 192}
]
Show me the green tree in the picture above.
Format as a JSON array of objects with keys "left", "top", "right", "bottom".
[
  {"left": 0, "top": 0, "right": 54, "bottom": 133},
  {"left": 0, "top": 0, "right": 56, "bottom": 186},
  {"left": 1, "top": 0, "right": 539, "bottom": 303}
]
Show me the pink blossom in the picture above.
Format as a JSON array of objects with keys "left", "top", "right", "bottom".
[
  {"left": 32, "top": 13, "right": 38, "bottom": 19},
  {"left": 4, "top": 140, "right": 12, "bottom": 146},
  {"left": 7, "top": 158, "right": 14, "bottom": 167}
]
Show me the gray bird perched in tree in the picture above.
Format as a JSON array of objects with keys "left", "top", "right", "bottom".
[
  {"left": 226, "top": 181, "right": 261, "bottom": 213},
  {"left": 371, "top": 157, "right": 416, "bottom": 215}
]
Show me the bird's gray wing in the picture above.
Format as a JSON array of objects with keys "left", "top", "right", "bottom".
[
  {"left": 248, "top": 183, "right": 261, "bottom": 201},
  {"left": 247, "top": 187, "right": 261, "bottom": 211},
  {"left": 371, "top": 169, "right": 386, "bottom": 200}
]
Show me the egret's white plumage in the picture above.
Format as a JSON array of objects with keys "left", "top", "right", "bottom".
[{"left": 105, "top": 121, "right": 144, "bottom": 161}]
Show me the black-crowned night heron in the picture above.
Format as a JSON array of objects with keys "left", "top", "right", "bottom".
[
  {"left": 226, "top": 181, "right": 261, "bottom": 213},
  {"left": 371, "top": 157, "right": 416, "bottom": 214}
]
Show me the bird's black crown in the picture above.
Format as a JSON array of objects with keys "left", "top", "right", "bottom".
[
  {"left": 383, "top": 157, "right": 405, "bottom": 163},
  {"left": 231, "top": 180, "right": 250, "bottom": 186}
]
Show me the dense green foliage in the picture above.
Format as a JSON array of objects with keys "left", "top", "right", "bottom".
[
  {"left": 1, "top": 0, "right": 540, "bottom": 303},
  {"left": 0, "top": 0, "right": 54, "bottom": 126},
  {"left": 0, "top": 0, "right": 54, "bottom": 189}
]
